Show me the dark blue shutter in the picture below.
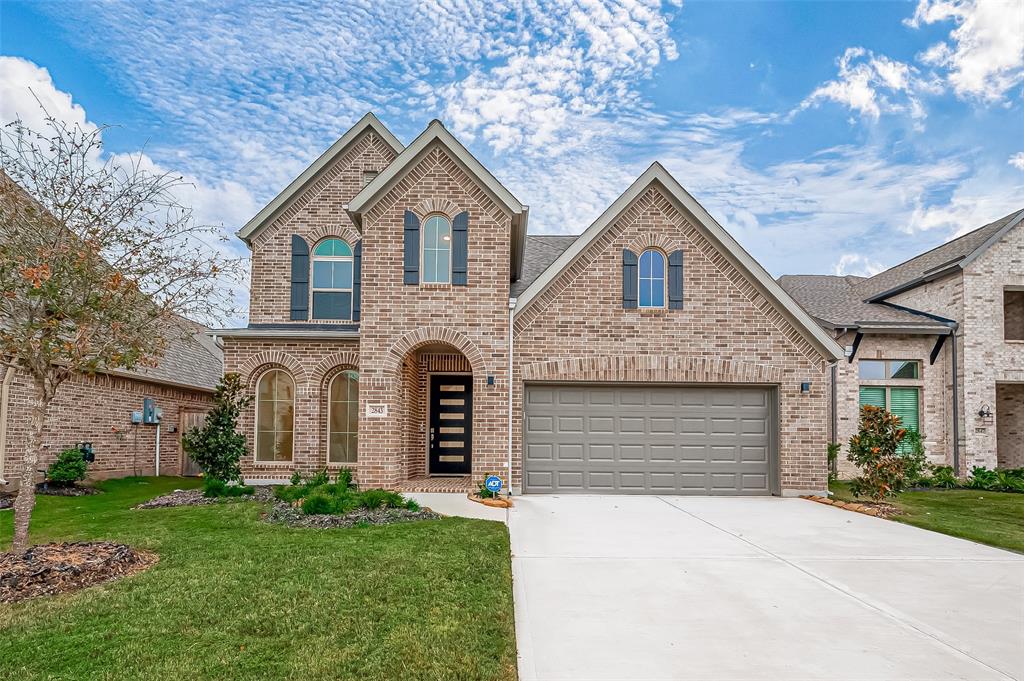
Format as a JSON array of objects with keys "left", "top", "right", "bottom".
[
  {"left": 403, "top": 210, "right": 420, "bottom": 285},
  {"left": 668, "top": 250, "right": 684, "bottom": 310},
  {"left": 452, "top": 211, "right": 468, "bottom": 286},
  {"left": 290, "top": 234, "right": 309, "bottom": 320},
  {"left": 352, "top": 240, "right": 362, "bottom": 321},
  {"left": 622, "top": 249, "right": 638, "bottom": 309}
]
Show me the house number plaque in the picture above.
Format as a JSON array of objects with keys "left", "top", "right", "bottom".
[{"left": 366, "top": 403, "right": 388, "bottom": 418}]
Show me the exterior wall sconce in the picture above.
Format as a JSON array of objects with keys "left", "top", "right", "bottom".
[
  {"left": 977, "top": 404, "right": 993, "bottom": 419},
  {"left": 801, "top": 382, "right": 811, "bottom": 394}
]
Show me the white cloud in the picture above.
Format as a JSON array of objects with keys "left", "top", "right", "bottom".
[
  {"left": 0, "top": 57, "right": 96, "bottom": 136},
  {"left": 798, "top": 47, "right": 925, "bottom": 122},
  {"left": 906, "top": 0, "right": 1024, "bottom": 102},
  {"left": 833, "top": 254, "right": 886, "bottom": 277},
  {"left": 1009, "top": 152, "right": 1024, "bottom": 170}
]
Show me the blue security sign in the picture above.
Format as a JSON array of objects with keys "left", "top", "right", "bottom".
[{"left": 484, "top": 475, "right": 503, "bottom": 494}]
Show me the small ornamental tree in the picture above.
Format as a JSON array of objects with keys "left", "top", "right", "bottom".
[
  {"left": 182, "top": 373, "right": 251, "bottom": 483},
  {"left": 847, "top": 405, "right": 912, "bottom": 500},
  {"left": 1, "top": 107, "right": 242, "bottom": 552}
]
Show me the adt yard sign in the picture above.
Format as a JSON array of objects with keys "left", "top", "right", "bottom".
[{"left": 485, "top": 475, "right": 503, "bottom": 494}]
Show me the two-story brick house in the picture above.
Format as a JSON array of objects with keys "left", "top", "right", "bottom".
[
  {"left": 217, "top": 113, "right": 844, "bottom": 496},
  {"left": 781, "top": 208, "right": 1024, "bottom": 477}
]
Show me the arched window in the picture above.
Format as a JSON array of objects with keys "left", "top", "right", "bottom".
[
  {"left": 255, "top": 369, "right": 294, "bottom": 462},
  {"left": 311, "top": 238, "right": 353, "bottom": 319},
  {"left": 639, "top": 249, "right": 666, "bottom": 308},
  {"left": 422, "top": 215, "right": 451, "bottom": 284},
  {"left": 328, "top": 370, "right": 359, "bottom": 463}
]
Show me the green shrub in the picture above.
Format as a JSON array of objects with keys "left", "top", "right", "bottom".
[
  {"left": 405, "top": 499, "right": 421, "bottom": 512},
  {"left": 826, "top": 442, "right": 841, "bottom": 483},
  {"left": 335, "top": 467, "right": 354, "bottom": 491},
  {"left": 182, "top": 373, "right": 252, "bottom": 483},
  {"left": 302, "top": 493, "right": 335, "bottom": 515},
  {"left": 289, "top": 470, "right": 303, "bottom": 486},
  {"left": 900, "top": 431, "right": 929, "bottom": 483},
  {"left": 930, "top": 465, "right": 959, "bottom": 489},
  {"left": 477, "top": 483, "right": 495, "bottom": 499},
  {"left": 847, "top": 405, "right": 914, "bottom": 501},
  {"left": 968, "top": 466, "right": 999, "bottom": 490},
  {"left": 308, "top": 469, "right": 330, "bottom": 488},
  {"left": 46, "top": 448, "right": 88, "bottom": 486},
  {"left": 203, "top": 478, "right": 254, "bottom": 498},
  {"left": 359, "top": 489, "right": 405, "bottom": 509},
  {"left": 967, "top": 466, "right": 1024, "bottom": 493}
]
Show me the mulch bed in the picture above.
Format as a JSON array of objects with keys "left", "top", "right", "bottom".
[
  {"left": 36, "top": 484, "right": 101, "bottom": 497},
  {"left": 0, "top": 493, "right": 12, "bottom": 510},
  {"left": 0, "top": 541, "right": 157, "bottom": 604},
  {"left": 264, "top": 501, "right": 441, "bottom": 529},
  {"left": 803, "top": 494, "right": 900, "bottom": 518},
  {"left": 134, "top": 486, "right": 274, "bottom": 509}
]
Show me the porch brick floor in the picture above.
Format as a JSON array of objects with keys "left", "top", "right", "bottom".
[{"left": 396, "top": 476, "right": 474, "bottom": 493}]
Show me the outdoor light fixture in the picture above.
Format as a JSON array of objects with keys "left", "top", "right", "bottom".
[
  {"left": 801, "top": 382, "right": 811, "bottom": 393},
  {"left": 978, "top": 404, "right": 993, "bottom": 419}
]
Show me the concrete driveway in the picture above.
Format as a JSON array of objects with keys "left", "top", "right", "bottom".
[{"left": 509, "top": 495, "right": 1024, "bottom": 681}]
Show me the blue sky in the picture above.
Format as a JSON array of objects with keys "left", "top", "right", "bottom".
[{"left": 2, "top": 0, "right": 1022, "bottom": 316}]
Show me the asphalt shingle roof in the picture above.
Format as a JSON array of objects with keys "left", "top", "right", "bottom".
[
  {"left": 127, "top": 317, "right": 223, "bottom": 391},
  {"left": 511, "top": 235, "right": 578, "bottom": 298}
]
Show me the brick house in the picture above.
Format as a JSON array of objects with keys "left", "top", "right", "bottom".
[
  {"left": 1, "top": 319, "right": 222, "bottom": 487},
  {"left": 780, "top": 209, "right": 1024, "bottom": 477},
  {"left": 217, "top": 113, "right": 843, "bottom": 496}
]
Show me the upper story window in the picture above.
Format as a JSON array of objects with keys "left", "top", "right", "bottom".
[
  {"left": 311, "top": 238, "right": 353, "bottom": 320},
  {"left": 422, "top": 215, "right": 451, "bottom": 284},
  {"left": 859, "top": 359, "right": 920, "bottom": 380},
  {"left": 1005, "top": 288, "right": 1024, "bottom": 340},
  {"left": 638, "top": 249, "right": 666, "bottom": 308},
  {"left": 255, "top": 369, "right": 294, "bottom": 462}
]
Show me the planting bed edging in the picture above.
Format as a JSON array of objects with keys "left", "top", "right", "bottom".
[
  {"left": 802, "top": 495, "right": 899, "bottom": 518},
  {"left": 467, "top": 493, "right": 513, "bottom": 509}
]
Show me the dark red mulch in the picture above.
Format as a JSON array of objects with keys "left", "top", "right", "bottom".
[{"left": 0, "top": 541, "right": 157, "bottom": 604}]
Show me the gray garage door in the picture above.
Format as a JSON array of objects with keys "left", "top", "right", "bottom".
[{"left": 523, "top": 384, "right": 775, "bottom": 495}]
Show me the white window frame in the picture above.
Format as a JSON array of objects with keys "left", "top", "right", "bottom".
[
  {"left": 327, "top": 369, "right": 359, "bottom": 464},
  {"left": 638, "top": 248, "right": 667, "bottom": 309},
  {"left": 254, "top": 368, "right": 295, "bottom": 463},
  {"left": 421, "top": 214, "right": 452, "bottom": 284}
]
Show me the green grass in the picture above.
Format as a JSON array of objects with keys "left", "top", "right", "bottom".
[
  {"left": 0, "top": 477, "right": 516, "bottom": 680},
  {"left": 830, "top": 480, "right": 1024, "bottom": 553}
]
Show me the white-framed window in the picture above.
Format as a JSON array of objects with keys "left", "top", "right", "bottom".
[
  {"left": 638, "top": 249, "right": 666, "bottom": 308},
  {"left": 311, "top": 238, "right": 353, "bottom": 320},
  {"left": 422, "top": 215, "right": 451, "bottom": 284},
  {"left": 255, "top": 369, "right": 294, "bottom": 462},
  {"left": 327, "top": 370, "right": 359, "bottom": 464}
]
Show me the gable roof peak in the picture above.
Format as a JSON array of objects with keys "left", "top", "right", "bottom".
[{"left": 236, "top": 112, "right": 403, "bottom": 245}]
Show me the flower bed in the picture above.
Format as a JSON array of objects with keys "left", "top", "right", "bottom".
[
  {"left": 264, "top": 502, "right": 441, "bottom": 528},
  {"left": 0, "top": 541, "right": 157, "bottom": 604},
  {"left": 135, "top": 486, "right": 273, "bottom": 509}
]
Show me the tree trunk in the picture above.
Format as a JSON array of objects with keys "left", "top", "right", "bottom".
[{"left": 11, "top": 382, "right": 48, "bottom": 553}]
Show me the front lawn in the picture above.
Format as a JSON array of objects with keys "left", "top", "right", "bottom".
[
  {"left": 0, "top": 477, "right": 516, "bottom": 680},
  {"left": 829, "top": 480, "right": 1024, "bottom": 554}
]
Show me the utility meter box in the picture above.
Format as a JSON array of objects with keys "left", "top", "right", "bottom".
[{"left": 142, "top": 398, "right": 161, "bottom": 425}]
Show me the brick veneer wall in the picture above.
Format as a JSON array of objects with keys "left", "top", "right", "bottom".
[
  {"left": 247, "top": 131, "right": 398, "bottom": 325},
  {"left": 222, "top": 337, "right": 360, "bottom": 482},
  {"left": 1, "top": 367, "right": 212, "bottom": 488},
  {"left": 512, "top": 184, "right": 833, "bottom": 494},
  {"left": 830, "top": 331, "right": 951, "bottom": 478},
  {"left": 996, "top": 383, "right": 1024, "bottom": 468},
  {"left": 356, "top": 144, "right": 512, "bottom": 488}
]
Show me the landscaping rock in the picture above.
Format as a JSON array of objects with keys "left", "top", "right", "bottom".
[
  {"left": 135, "top": 486, "right": 274, "bottom": 509},
  {"left": 35, "top": 484, "right": 100, "bottom": 497},
  {"left": 0, "top": 541, "right": 156, "bottom": 604},
  {"left": 263, "top": 501, "right": 441, "bottom": 529}
]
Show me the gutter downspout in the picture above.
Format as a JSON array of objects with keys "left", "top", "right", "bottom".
[
  {"left": 0, "top": 365, "right": 14, "bottom": 485},
  {"left": 507, "top": 298, "right": 516, "bottom": 496},
  {"left": 950, "top": 323, "right": 961, "bottom": 475}
]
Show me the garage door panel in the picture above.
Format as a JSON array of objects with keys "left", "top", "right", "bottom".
[{"left": 524, "top": 384, "right": 774, "bottom": 495}]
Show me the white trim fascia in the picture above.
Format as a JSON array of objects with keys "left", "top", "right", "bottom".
[
  {"left": 347, "top": 120, "right": 524, "bottom": 219},
  {"left": 959, "top": 208, "right": 1024, "bottom": 270},
  {"left": 237, "top": 113, "right": 403, "bottom": 244},
  {"left": 513, "top": 162, "right": 844, "bottom": 361}
]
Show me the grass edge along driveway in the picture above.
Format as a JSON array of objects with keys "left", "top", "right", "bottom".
[
  {"left": 830, "top": 480, "right": 1024, "bottom": 554},
  {"left": 0, "top": 476, "right": 517, "bottom": 681}
]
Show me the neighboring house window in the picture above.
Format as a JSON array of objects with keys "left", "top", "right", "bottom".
[
  {"left": 362, "top": 170, "right": 378, "bottom": 187},
  {"left": 422, "top": 215, "right": 451, "bottom": 284},
  {"left": 328, "top": 370, "right": 359, "bottom": 464},
  {"left": 311, "top": 238, "right": 353, "bottom": 320},
  {"left": 1005, "top": 288, "right": 1024, "bottom": 340},
  {"left": 858, "top": 359, "right": 919, "bottom": 380},
  {"left": 256, "top": 369, "right": 294, "bottom": 462},
  {"left": 638, "top": 249, "right": 666, "bottom": 308}
]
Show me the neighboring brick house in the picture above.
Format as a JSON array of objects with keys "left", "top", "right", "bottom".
[
  {"left": 0, "top": 319, "right": 223, "bottom": 487},
  {"left": 780, "top": 208, "right": 1024, "bottom": 477},
  {"left": 217, "top": 113, "right": 842, "bottom": 496}
]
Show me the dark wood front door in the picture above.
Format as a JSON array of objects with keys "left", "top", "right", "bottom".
[{"left": 429, "top": 374, "right": 473, "bottom": 475}]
